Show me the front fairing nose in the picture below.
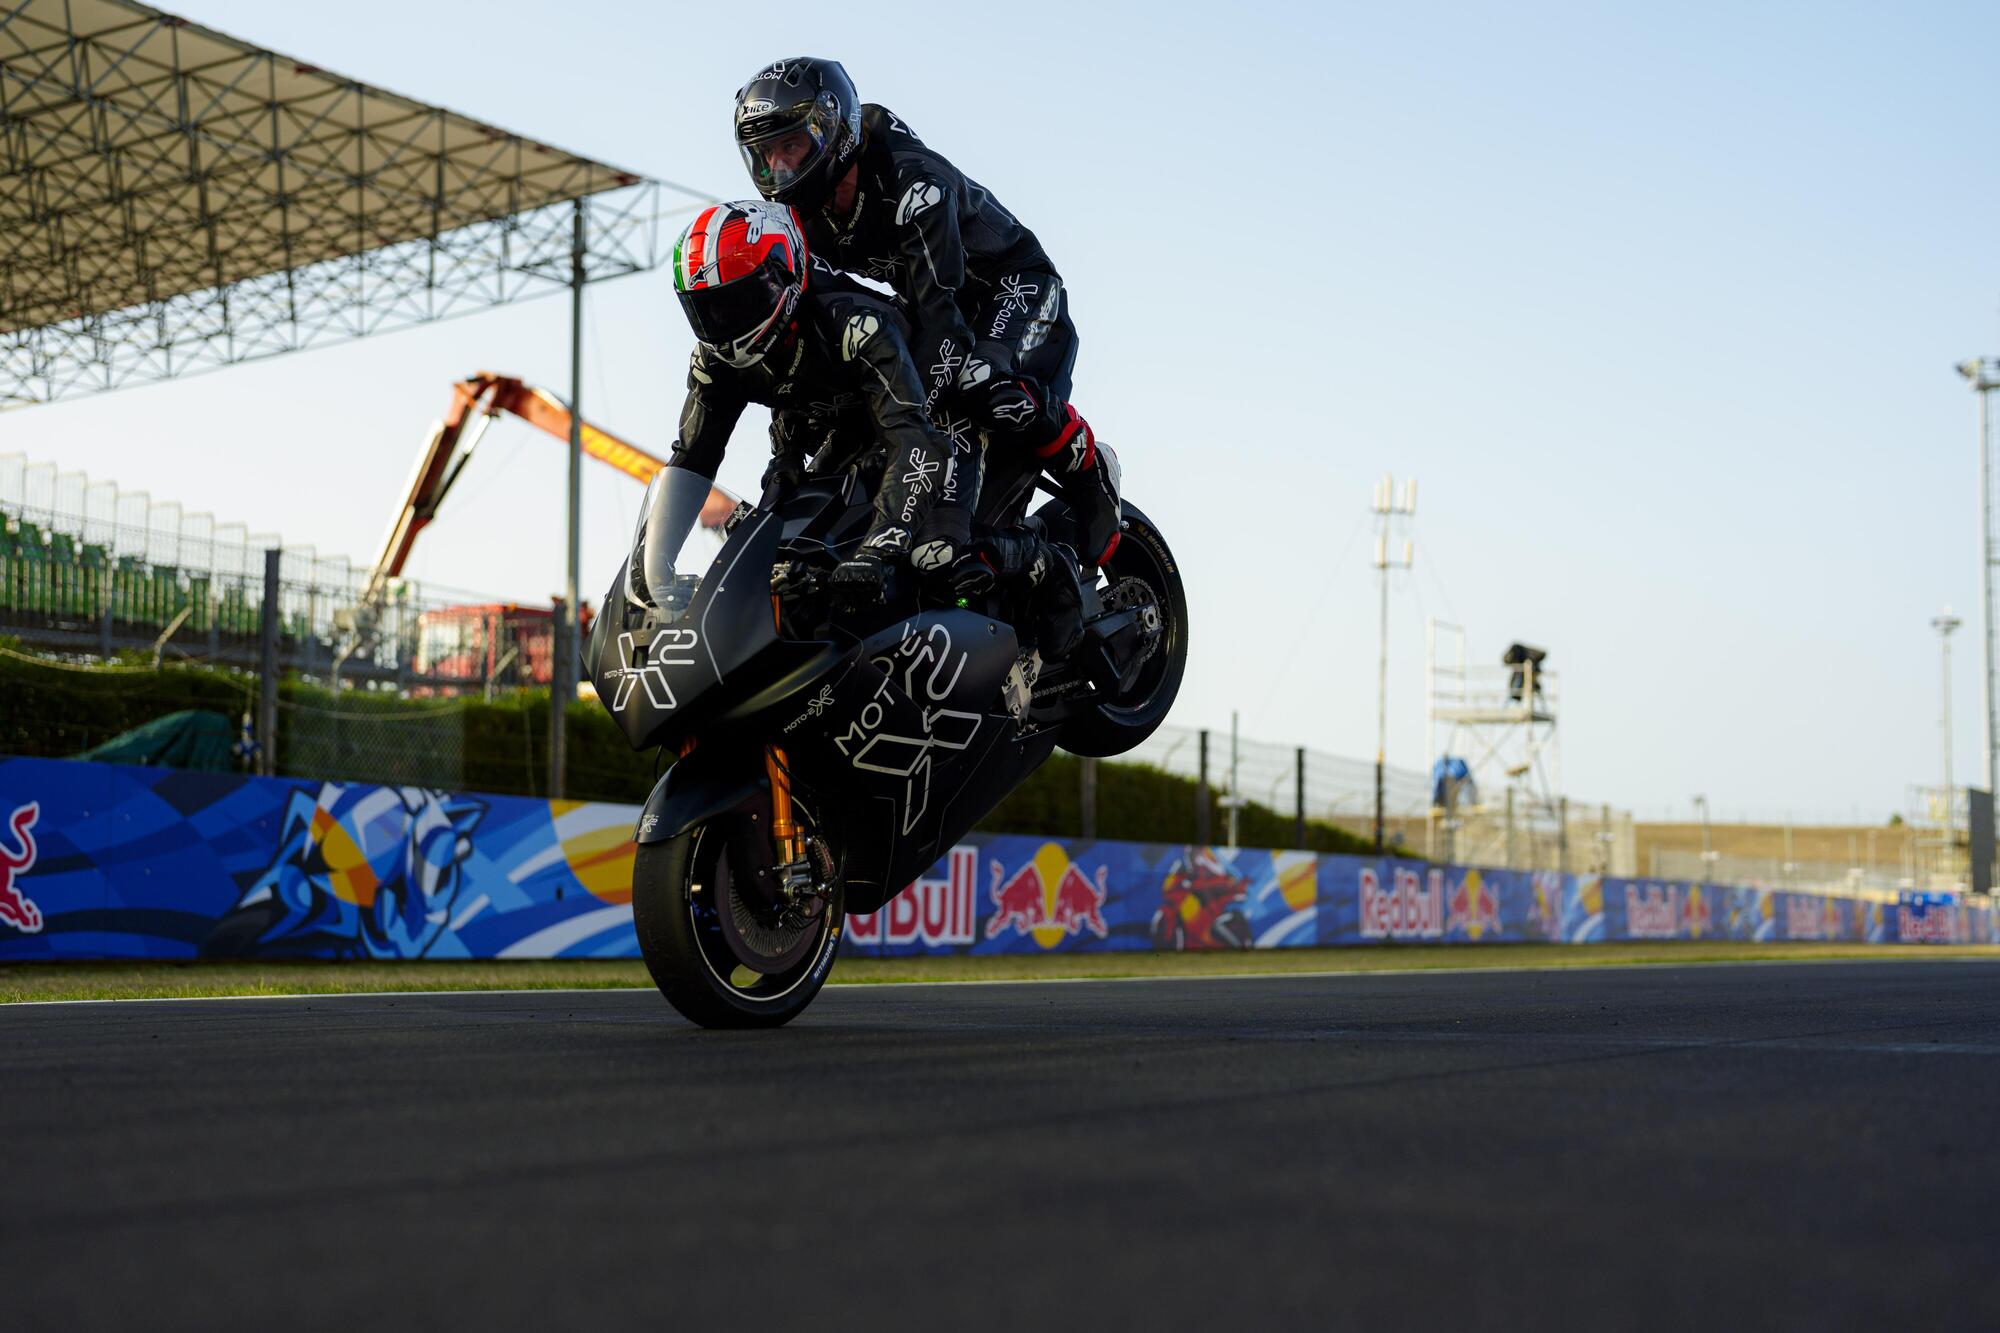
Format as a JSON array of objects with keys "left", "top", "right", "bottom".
[{"left": 590, "top": 509, "right": 785, "bottom": 751}]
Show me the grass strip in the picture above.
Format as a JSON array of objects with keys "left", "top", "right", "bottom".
[{"left": 4, "top": 942, "right": 1999, "bottom": 1004}]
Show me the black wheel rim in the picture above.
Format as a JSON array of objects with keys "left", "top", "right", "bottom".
[
  {"left": 683, "top": 803, "right": 836, "bottom": 1005},
  {"left": 1097, "top": 526, "right": 1180, "bottom": 722}
]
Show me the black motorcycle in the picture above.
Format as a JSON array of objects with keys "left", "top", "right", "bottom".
[{"left": 585, "top": 452, "right": 1186, "bottom": 1027}]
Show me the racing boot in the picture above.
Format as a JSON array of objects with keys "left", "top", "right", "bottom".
[
  {"left": 970, "top": 523, "right": 1084, "bottom": 660},
  {"left": 1038, "top": 409, "right": 1123, "bottom": 570}
]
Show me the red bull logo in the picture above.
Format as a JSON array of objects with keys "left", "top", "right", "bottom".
[
  {"left": 848, "top": 845, "right": 978, "bottom": 947},
  {"left": 1782, "top": 894, "right": 1838, "bottom": 941},
  {"left": 1445, "top": 869, "right": 1502, "bottom": 941},
  {"left": 0, "top": 801, "right": 44, "bottom": 934},
  {"left": 1359, "top": 866, "right": 1441, "bottom": 940},
  {"left": 984, "top": 842, "right": 1110, "bottom": 946},
  {"left": 1625, "top": 884, "right": 1679, "bottom": 939}
]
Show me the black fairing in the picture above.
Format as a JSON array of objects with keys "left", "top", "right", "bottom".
[
  {"left": 593, "top": 473, "right": 1066, "bottom": 915},
  {"left": 588, "top": 507, "right": 821, "bottom": 753}
]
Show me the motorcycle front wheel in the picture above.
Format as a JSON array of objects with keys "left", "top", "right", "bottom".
[{"left": 630, "top": 794, "right": 843, "bottom": 1029}]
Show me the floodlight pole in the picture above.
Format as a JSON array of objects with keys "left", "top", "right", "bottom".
[
  {"left": 1935, "top": 608, "right": 1962, "bottom": 855},
  {"left": 552, "top": 199, "right": 586, "bottom": 799},
  {"left": 1372, "top": 475, "right": 1415, "bottom": 854},
  {"left": 1960, "top": 358, "right": 2000, "bottom": 836}
]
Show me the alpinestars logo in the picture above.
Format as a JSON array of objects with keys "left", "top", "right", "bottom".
[
  {"left": 993, "top": 396, "right": 1037, "bottom": 425},
  {"left": 910, "top": 540, "right": 955, "bottom": 572},
  {"left": 896, "top": 180, "right": 943, "bottom": 225},
  {"left": 864, "top": 526, "right": 910, "bottom": 553},
  {"left": 606, "top": 627, "right": 700, "bottom": 712},
  {"left": 842, "top": 313, "right": 879, "bottom": 361},
  {"left": 956, "top": 356, "right": 992, "bottom": 392}
]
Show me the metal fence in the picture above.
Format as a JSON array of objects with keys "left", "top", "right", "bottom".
[
  {"left": 1, "top": 452, "right": 566, "bottom": 693},
  {"left": 1117, "top": 723, "right": 1635, "bottom": 871}
]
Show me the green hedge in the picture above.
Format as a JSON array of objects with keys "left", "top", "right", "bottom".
[{"left": 0, "top": 643, "right": 1375, "bottom": 851}]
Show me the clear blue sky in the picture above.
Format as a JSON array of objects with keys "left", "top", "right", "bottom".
[{"left": 10, "top": 0, "right": 1998, "bottom": 823}]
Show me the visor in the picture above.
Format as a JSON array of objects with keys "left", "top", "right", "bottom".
[
  {"left": 676, "top": 257, "right": 790, "bottom": 346},
  {"left": 738, "top": 97, "right": 839, "bottom": 196}
]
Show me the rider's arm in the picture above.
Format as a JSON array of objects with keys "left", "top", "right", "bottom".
[
  {"left": 888, "top": 168, "right": 980, "bottom": 406},
  {"left": 642, "top": 351, "right": 749, "bottom": 595},
  {"left": 667, "top": 348, "right": 749, "bottom": 479}
]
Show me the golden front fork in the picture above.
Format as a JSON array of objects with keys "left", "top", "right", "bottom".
[{"left": 765, "top": 746, "right": 801, "bottom": 864}]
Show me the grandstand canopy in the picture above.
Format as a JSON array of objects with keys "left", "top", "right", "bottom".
[{"left": 1, "top": 0, "right": 698, "bottom": 407}]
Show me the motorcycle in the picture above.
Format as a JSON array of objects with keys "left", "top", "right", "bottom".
[{"left": 586, "top": 448, "right": 1187, "bottom": 1027}]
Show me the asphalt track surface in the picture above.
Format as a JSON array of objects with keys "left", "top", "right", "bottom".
[{"left": 6, "top": 961, "right": 2000, "bottom": 1332}]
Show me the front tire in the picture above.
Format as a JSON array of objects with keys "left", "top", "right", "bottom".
[{"left": 631, "top": 799, "right": 843, "bottom": 1029}]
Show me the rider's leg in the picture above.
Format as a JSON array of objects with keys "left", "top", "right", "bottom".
[{"left": 957, "top": 271, "right": 1121, "bottom": 568}]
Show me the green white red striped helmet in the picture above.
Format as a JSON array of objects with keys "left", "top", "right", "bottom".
[{"left": 671, "top": 201, "right": 809, "bottom": 368}]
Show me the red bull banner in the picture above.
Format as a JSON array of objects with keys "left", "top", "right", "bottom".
[{"left": 1, "top": 756, "right": 1992, "bottom": 962}]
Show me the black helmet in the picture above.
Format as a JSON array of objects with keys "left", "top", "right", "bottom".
[{"left": 733, "top": 57, "right": 863, "bottom": 210}]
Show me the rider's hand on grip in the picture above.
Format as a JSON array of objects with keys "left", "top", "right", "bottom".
[
  {"left": 829, "top": 549, "right": 892, "bottom": 603},
  {"left": 947, "top": 550, "right": 998, "bottom": 598}
]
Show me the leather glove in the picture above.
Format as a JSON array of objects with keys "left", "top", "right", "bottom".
[
  {"left": 761, "top": 448, "right": 805, "bottom": 495},
  {"left": 829, "top": 549, "right": 892, "bottom": 603}
]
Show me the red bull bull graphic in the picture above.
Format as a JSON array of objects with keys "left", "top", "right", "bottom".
[
  {"left": 0, "top": 800, "right": 43, "bottom": 934},
  {"left": 1445, "top": 868, "right": 1504, "bottom": 941},
  {"left": 5, "top": 756, "right": 1992, "bottom": 960},
  {"left": 984, "top": 842, "right": 1111, "bottom": 948},
  {"left": 1681, "top": 884, "right": 1716, "bottom": 939},
  {"left": 847, "top": 845, "right": 979, "bottom": 947}
]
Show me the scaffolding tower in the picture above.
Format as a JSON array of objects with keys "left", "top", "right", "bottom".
[{"left": 1426, "top": 620, "right": 1568, "bottom": 871}]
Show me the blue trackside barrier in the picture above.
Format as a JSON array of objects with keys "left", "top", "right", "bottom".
[{"left": 0, "top": 756, "right": 1991, "bottom": 961}]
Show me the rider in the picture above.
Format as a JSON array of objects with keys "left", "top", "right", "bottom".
[
  {"left": 728, "top": 57, "right": 1123, "bottom": 590},
  {"left": 642, "top": 200, "right": 1081, "bottom": 648}
]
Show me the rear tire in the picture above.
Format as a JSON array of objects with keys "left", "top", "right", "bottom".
[
  {"left": 630, "top": 797, "right": 843, "bottom": 1029},
  {"left": 1059, "top": 501, "right": 1189, "bottom": 758}
]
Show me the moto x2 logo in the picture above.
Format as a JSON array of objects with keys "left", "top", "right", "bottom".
[{"left": 608, "top": 628, "right": 700, "bottom": 712}]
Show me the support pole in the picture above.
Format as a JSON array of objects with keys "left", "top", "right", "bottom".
[
  {"left": 1228, "top": 710, "right": 1240, "bottom": 849},
  {"left": 551, "top": 199, "right": 586, "bottom": 799},
  {"left": 1557, "top": 795, "right": 1569, "bottom": 876},
  {"left": 1981, "top": 375, "right": 1997, "bottom": 848},
  {"left": 1294, "top": 746, "right": 1306, "bottom": 850},
  {"left": 257, "top": 548, "right": 280, "bottom": 777},
  {"left": 1079, "top": 757, "right": 1097, "bottom": 840},
  {"left": 1195, "top": 729, "right": 1211, "bottom": 844}
]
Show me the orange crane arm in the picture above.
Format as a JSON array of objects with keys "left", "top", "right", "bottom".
[{"left": 364, "top": 373, "right": 737, "bottom": 604}]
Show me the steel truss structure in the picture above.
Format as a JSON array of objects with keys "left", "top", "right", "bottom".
[{"left": 2, "top": 0, "right": 703, "bottom": 408}]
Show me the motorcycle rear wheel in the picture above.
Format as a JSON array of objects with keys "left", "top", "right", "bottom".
[
  {"left": 631, "top": 795, "right": 843, "bottom": 1029},
  {"left": 1059, "top": 501, "right": 1189, "bottom": 758}
]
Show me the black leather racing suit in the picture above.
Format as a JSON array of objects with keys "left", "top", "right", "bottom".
[
  {"left": 667, "top": 260, "right": 947, "bottom": 558},
  {"left": 796, "top": 105, "right": 1121, "bottom": 566}
]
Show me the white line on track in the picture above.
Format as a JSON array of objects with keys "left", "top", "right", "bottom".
[{"left": 5, "top": 953, "right": 1998, "bottom": 1007}]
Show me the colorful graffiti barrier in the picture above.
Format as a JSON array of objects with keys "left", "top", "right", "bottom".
[{"left": 2, "top": 757, "right": 1995, "bottom": 961}]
